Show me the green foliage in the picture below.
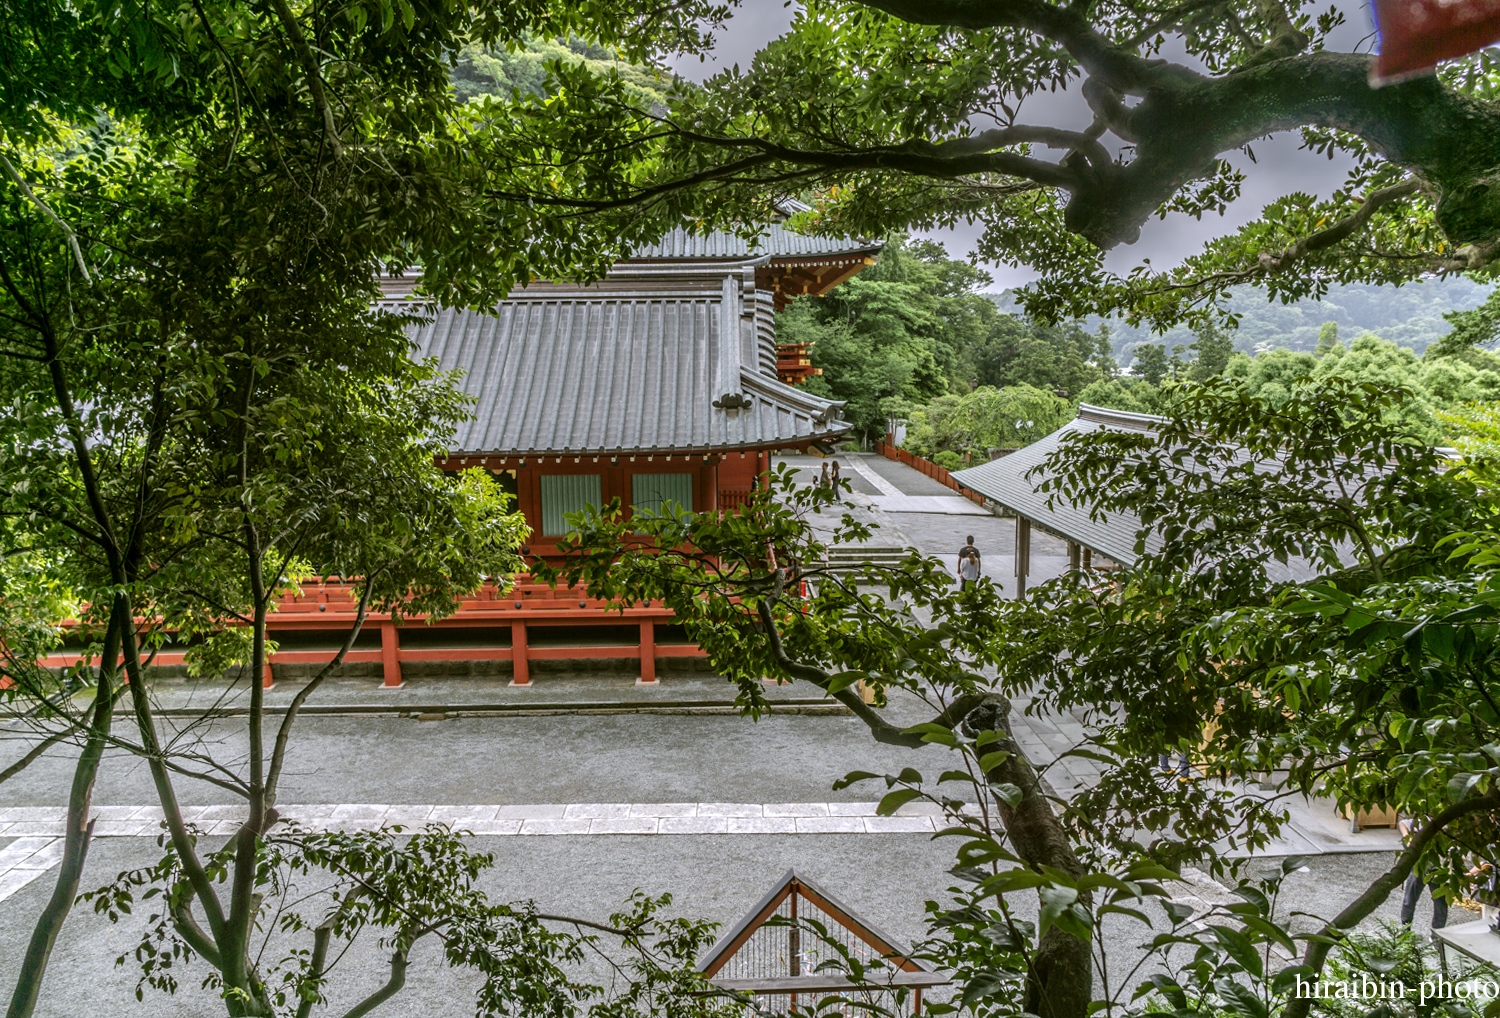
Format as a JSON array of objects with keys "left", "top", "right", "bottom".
[
  {"left": 1313, "top": 922, "right": 1467, "bottom": 1018},
  {"left": 1188, "top": 321, "right": 1235, "bottom": 382},
  {"left": 932, "top": 449, "right": 964, "bottom": 470},
  {"left": 451, "top": 36, "right": 676, "bottom": 107},
  {"left": 1134, "top": 344, "right": 1169, "bottom": 386},
  {"left": 1316, "top": 321, "right": 1341, "bottom": 357},
  {"left": 540, "top": 380, "right": 1500, "bottom": 1018},
  {"left": 783, "top": 237, "right": 988, "bottom": 440},
  {"left": 1075, "top": 378, "right": 1152, "bottom": 414},
  {"left": 84, "top": 825, "right": 726, "bottom": 1017},
  {"left": 946, "top": 384, "right": 1074, "bottom": 453},
  {"left": 788, "top": 238, "right": 1115, "bottom": 445}
]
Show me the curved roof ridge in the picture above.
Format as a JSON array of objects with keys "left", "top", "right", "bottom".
[{"left": 1076, "top": 402, "right": 1166, "bottom": 431}]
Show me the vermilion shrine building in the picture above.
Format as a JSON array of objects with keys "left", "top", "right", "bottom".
[
  {"left": 42, "top": 218, "right": 880, "bottom": 690},
  {"left": 394, "top": 251, "right": 859, "bottom": 558}
]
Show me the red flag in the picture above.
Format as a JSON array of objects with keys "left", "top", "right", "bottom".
[{"left": 1372, "top": 0, "right": 1500, "bottom": 83}]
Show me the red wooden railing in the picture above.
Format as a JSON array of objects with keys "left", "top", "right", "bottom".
[
  {"left": 874, "top": 441, "right": 985, "bottom": 505},
  {"left": 38, "top": 578, "right": 705, "bottom": 691}
]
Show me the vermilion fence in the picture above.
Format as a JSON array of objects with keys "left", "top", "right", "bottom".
[{"left": 874, "top": 440, "right": 985, "bottom": 505}]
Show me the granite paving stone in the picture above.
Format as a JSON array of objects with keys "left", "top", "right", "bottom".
[
  {"left": 764, "top": 803, "right": 829, "bottom": 818},
  {"left": 659, "top": 817, "right": 729, "bottom": 834},
  {"left": 589, "top": 818, "right": 659, "bottom": 835},
  {"left": 497, "top": 804, "right": 567, "bottom": 820},
  {"left": 519, "top": 819, "right": 593, "bottom": 835},
  {"left": 794, "top": 817, "right": 865, "bottom": 834},
  {"left": 727, "top": 818, "right": 798, "bottom": 834},
  {"left": 698, "top": 803, "right": 763, "bottom": 818},
  {"left": 863, "top": 817, "right": 936, "bottom": 833},
  {"left": 563, "top": 804, "right": 631, "bottom": 819}
]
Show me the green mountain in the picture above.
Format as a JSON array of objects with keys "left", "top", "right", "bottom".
[{"left": 991, "top": 277, "right": 1495, "bottom": 366}]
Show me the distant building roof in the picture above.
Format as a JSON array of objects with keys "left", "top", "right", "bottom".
[
  {"left": 390, "top": 259, "right": 851, "bottom": 458},
  {"left": 952, "top": 404, "right": 1324, "bottom": 583},
  {"left": 626, "top": 223, "right": 884, "bottom": 263},
  {"left": 625, "top": 199, "right": 884, "bottom": 265}
]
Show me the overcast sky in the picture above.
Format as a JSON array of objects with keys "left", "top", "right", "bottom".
[{"left": 667, "top": 2, "right": 1382, "bottom": 291}]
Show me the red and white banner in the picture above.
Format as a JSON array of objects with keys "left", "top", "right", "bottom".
[{"left": 1373, "top": 0, "right": 1500, "bottom": 82}]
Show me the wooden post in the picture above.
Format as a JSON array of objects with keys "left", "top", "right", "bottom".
[
  {"left": 1068, "top": 542, "right": 1080, "bottom": 571},
  {"left": 1014, "top": 517, "right": 1031, "bottom": 600},
  {"left": 510, "top": 620, "right": 530, "bottom": 686},
  {"left": 1083, "top": 547, "right": 1092, "bottom": 570},
  {"left": 262, "top": 661, "right": 274, "bottom": 689},
  {"left": 380, "top": 620, "right": 402, "bottom": 688},
  {"left": 637, "top": 620, "right": 657, "bottom": 685}
]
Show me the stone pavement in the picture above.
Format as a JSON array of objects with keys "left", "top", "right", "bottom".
[
  {"left": 0, "top": 800, "right": 950, "bottom": 840},
  {"left": 1005, "top": 694, "right": 1404, "bottom": 857}
]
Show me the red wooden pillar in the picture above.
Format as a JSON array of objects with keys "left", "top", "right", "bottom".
[
  {"left": 510, "top": 620, "right": 530, "bottom": 686},
  {"left": 638, "top": 620, "right": 657, "bottom": 686},
  {"left": 380, "top": 620, "right": 402, "bottom": 688},
  {"left": 262, "top": 661, "right": 274, "bottom": 689}
]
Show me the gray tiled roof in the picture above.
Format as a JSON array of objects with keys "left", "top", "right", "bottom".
[
  {"left": 953, "top": 411, "right": 1161, "bottom": 568},
  {"left": 399, "top": 265, "right": 849, "bottom": 456},
  {"left": 952, "top": 404, "right": 1324, "bottom": 581},
  {"left": 626, "top": 223, "right": 883, "bottom": 262}
]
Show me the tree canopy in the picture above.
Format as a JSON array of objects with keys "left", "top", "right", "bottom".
[{"left": 467, "top": 0, "right": 1500, "bottom": 340}]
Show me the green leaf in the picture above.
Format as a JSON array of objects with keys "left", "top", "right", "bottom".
[
  {"left": 826, "top": 671, "right": 865, "bottom": 694},
  {"left": 1210, "top": 925, "right": 1264, "bottom": 977},
  {"left": 1037, "top": 884, "right": 1080, "bottom": 940},
  {"left": 833, "top": 771, "right": 878, "bottom": 791},
  {"left": 1144, "top": 973, "right": 1188, "bottom": 1010},
  {"left": 1161, "top": 899, "right": 1196, "bottom": 923},
  {"left": 988, "top": 782, "right": 1023, "bottom": 807},
  {"left": 876, "top": 789, "right": 923, "bottom": 816}
]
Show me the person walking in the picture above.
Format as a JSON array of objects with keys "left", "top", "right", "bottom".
[
  {"left": 1398, "top": 815, "right": 1449, "bottom": 930},
  {"left": 957, "top": 535, "right": 981, "bottom": 567},
  {"left": 818, "top": 462, "right": 830, "bottom": 490},
  {"left": 957, "top": 547, "right": 980, "bottom": 591},
  {"left": 830, "top": 460, "right": 842, "bottom": 501}
]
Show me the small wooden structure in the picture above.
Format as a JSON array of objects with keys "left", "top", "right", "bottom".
[{"left": 698, "top": 870, "right": 948, "bottom": 1017}]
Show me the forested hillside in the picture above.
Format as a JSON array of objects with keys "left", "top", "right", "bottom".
[
  {"left": 451, "top": 36, "right": 675, "bottom": 106},
  {"left": 992, "top": 277, "right": 1495, "bottom": 366},
  {"left": 785, "top": 237, "right": 1500, "bottom": 455}
]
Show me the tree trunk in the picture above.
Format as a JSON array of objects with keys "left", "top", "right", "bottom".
[
  {"left": 962, "top": 697, "right": 1092, "bottom": 1018},
  {"left": 6, "top": 632, "right": 118, "bottom": 1018}
]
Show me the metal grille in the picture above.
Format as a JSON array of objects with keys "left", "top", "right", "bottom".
[
  {"left": 631, "top": 473, "right": 694, "bottom": 515},
  {"left": 540, "top": 474, "right": 602, "bottom": 536}
]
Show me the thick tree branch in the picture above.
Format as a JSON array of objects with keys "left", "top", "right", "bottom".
[
  {"left": 266, "top": 0, "right": 343, "bottom": 158},
  {"left": 0, "top": 156, "right": 92, "bottom": 286},
  {"left": 753, "top": 596, "right": 989, "bottom": 747},
  {"left": 1137, "top": 178, "right": 1423, "bottom": 298},
  {"left": 1283, "top": 790, "right": 1500, "bottom": 1018},
  {"left": 338, "top": 946, "right": 408, "bottom": 1018},
  {"left": 6, "top": 618, "right": 118, "bottom": 1018},
  {"left": 926, "top": 126, "right": 1113, "bottom": 170},
  {"left": 851, "top": 0, "right": 1189, "bottom": 91},
  {"left": 960, "top": 698, "right": 1092, "bottom": 1018}
]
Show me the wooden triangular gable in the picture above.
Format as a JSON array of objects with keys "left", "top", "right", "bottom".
[{"left": 697, "top": 869, "right": 946, "bottom": 993}]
